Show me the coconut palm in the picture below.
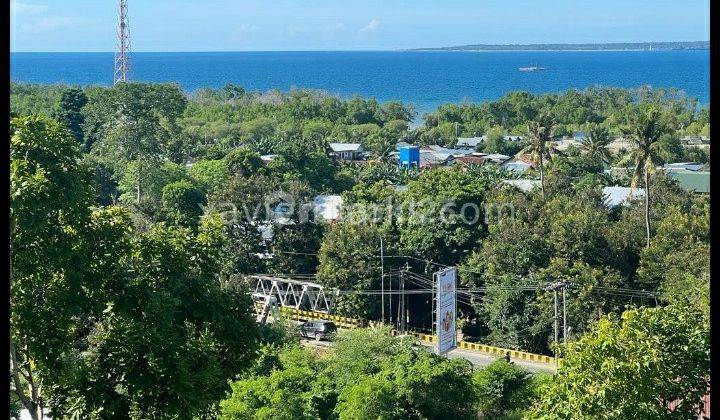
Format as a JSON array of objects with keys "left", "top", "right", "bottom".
[
  {"left": 620, "top": 105, "right": 671, "bottom": 248},
  {"left": 581, "top": 123, "right": 612, "bottom": 166},
  {"left": 523, "top": 112, "right": 557, "bottom": 199}
]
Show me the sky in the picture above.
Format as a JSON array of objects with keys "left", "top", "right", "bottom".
[{"left": 10, "top": 0, "right": 710, "bottom": 52}]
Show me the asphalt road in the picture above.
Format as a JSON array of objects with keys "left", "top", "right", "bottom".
[{"left": 300, "top": 337, "right": 556, "bottom": 374}]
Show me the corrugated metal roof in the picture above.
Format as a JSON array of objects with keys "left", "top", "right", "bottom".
[
  {"left": 666, "top": 170, "right": 710, "bottom": 193},
  {"left": 313, "top": 195, "right": 343, "bottom": 221},
  {"left": 602, "top": 186, "right": 645, "bottom": 207},
  {"left": 329, "top": 142, "right": 362, "bottom": 152},
  {"left": 502, "top": 179, "right": 540, "bottom": 192},
  {"left": 456, "top": 137, "right": 484, "bottom": 148}
]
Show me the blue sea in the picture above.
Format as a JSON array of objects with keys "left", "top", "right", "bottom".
[{"left": 10, "top": 50, "right": 709, "bottom": 117}]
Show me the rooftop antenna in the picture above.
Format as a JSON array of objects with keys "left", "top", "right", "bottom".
[{"left": 113, "top": 0, "right": 130, "bottom": 84}]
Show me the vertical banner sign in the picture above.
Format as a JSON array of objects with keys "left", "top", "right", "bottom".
[{"left": 436, "top": 267, "right": 457, "bottom": 355}]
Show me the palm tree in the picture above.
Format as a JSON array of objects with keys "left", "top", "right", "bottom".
[
  {"left": 581, "top": 123, "right": 612, "bottom": 166},
  {"left": 620, "top": 106, "right": 671, "bottom": 248},
  {"left": 523, "top": 112, "right": 557, "bottom": 199}
]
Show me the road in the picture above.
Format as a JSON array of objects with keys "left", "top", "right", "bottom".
[{"left": 300, "top": 337, "right": 556, "bottom": 374}]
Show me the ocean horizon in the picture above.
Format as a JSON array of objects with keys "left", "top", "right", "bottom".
[{"left": 11, "top": 50, "right": 709, "bottom": 117}]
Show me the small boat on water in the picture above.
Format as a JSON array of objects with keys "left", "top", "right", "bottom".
[{"left": 518, "top": 65, "right": 548, "bottom": 72}]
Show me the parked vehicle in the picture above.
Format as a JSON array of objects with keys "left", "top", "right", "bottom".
[{"left": 299, "top": 320, "right": 337, "bottom": 341}]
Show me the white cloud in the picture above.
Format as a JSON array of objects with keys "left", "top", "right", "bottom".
[{"left": 359, "top": 19, "right": 380, "bottom": 34}]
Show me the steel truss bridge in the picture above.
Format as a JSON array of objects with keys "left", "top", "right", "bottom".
[{"left": 245, "top": 275, "right": 337, "bottom": 321}]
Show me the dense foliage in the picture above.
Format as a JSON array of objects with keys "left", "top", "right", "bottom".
[
  {"left": 221, "top": 328, "right": 487, "bottom": 420},
  {"left": 10, "top": 82, "right": 709, "bottom": 418},
  {"left": 529, "top": 304, "right": 710, "bottom": 419}
]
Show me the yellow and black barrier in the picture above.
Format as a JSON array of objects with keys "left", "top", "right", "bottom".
[
  {"left": 399, "top": 332, "right": 559, "bottom": 366},
  {"left": 278, "top": 307, "right": 365, "bottom": 329},
  {"left": 269, "top": 306, "right": 559, "bottom": 366}
]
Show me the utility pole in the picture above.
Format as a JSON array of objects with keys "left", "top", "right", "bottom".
[
  {"left": 544, "top": 281, "right": 569, "bottom": 368},
  {"left": 114, "top": 0, "right": 130, "bottom": 84},
  {"left": 380, "top": 236, "right": 385, "bottom": 323},
  {"left": 388, "top": 270, "right": 393, "bottom": 328},
  {"left": 562, "top": 286, "right": 567, "bottom": 347},
  {"left": 553, "top": 289, "right": 558, "bottom": 368},
  {"left": 398, "top": 267, "right": 405, "bottom": 333}
]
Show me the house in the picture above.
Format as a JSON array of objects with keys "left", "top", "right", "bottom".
[
  {"left": 456, "top": 155, "right": 487, "bottom": 166},
  {"left": 662, "top": 162, "right": 708, "bottom": 172},
  {"left": 503, "top": 135, "right": 524, "bottom": 142},
  {"left": 500, "top": 153, "right": 535, "bottom": 171},
  {"left": 602, "top": 186, "right": 645, "bottom": 207},
  {"left": 502, "top": 180, "right": 646, "bottom": 207},
  {"left": 328, "top": 143, "right": 365, "bottom": 161},
  {"left": 664, "top": 169, "right": 710, "bottom": 194},
  {"left": 419, "top": 150, "right": 455, "bottom": 168},
  {"left": 484, "top": 153, "right": 511, "bottom": 164},
  {"left": 500, "top": 161, "right": 533, "bottom": 173},
  {"left": 680, "top": 135, "right": 709, "bottom": 145},
  {"left": 313, "top": 195, "right": 343, "bottom": 222},
  {"left": 607, "top": 138, "right": 635, "bottom": 154},
  {"left": 426, "top": 145, "right": 471, "bottom": 157},
  {"left": 456, "top": 137, "right": 484, "bottom": 149}
]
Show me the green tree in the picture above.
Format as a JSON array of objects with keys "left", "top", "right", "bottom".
[
  {"left": 478, "top": 125, "right": 508, "bottom": 154},
  {"left": 188, "top": 158, "right": 231, "bottom": 194},
  {"left": 621, "top": 105, "right": 672, "bottom": 248},
  {"left": 10, "top": 115, "right": 94, "bottom": 419},
  {"left": 376, "top": 100, "right": 415, "bottom": 123},
  {"left": 523, "top": 112, "right": 557, "bottom": 199},
  {"left": 336, "top": 338, "right": 476, "bottom": 420},
  {"left": 225, "top": 147, "right": 264, "bottom": 177},
  {"left": 529, "top": 305, "right": 709, "bottom": 419},
  {"left": 398, "top": 166, "right": 499, "bottom": 265},
  {"left": 267, "top": 222, "right": 325, "bottom": 275},
  {"left": 161, "top": 179, "right": 207, "bottom": 228},
  {"left": 86, "top": 83, "right": 188, "bottom": 202},
  {"left": 580, "top": 123, "right": 611, "bottom": 166},
  {"left": 636, "top": 197, "right": 709, "bottom": 313},
  {"left": 472, "top": 360, "right": 534, "bottom": 418},
  {"left": 55, "top": 217, "right": 260, "bottom": 418},
  {"left": 54, "top": 87, "right": 88, "bottom": 146},
  {"left": 316, "top": 222, "right": 385, "bottom": 318},
  {"left": 220, "top": 345, "right": 321, "bottom": 420}
]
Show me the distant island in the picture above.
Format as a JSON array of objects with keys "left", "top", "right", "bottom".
[{"left": 408, "top": 41, "right": 709, "bottom": 51}]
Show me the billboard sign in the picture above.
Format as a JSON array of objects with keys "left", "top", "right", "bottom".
[{"left": 435, "top": 267, "right": 457, "bottom": 355}]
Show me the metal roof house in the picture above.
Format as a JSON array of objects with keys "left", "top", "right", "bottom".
[
  {"left": 665, "top": 169, "right": 710, "bottom": 193},
  {"left": 456, "top": 137, "right": 484, "bottom": 149},
  {"left": 602, "top": 186, "right": 645, "bottom": 207},
  {"left": 419, "top": 150, "right": 455, "bottom": 168},
  {"left": 328, "top": 142, "right": 365, "bottom": 161},
  {"left": 662, "top": 162, "right": 708, "bottom": 172},
  {"left": 313, "top": 195, "right": 343, "bottom": 221},
  {"left": 502, "top": 180, "right": 646, "bottom": 207},
  {"left": 456, "top": 135, "right": 523, "bottom": 150}
]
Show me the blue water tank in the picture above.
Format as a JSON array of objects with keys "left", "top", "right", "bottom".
[{"left": 399, "top": 146, "right": 420, "bottom": 168}]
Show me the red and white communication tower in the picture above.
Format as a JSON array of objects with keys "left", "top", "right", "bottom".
[{"left": 113, "top": 0, "right": 130, "bottom": 84}]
